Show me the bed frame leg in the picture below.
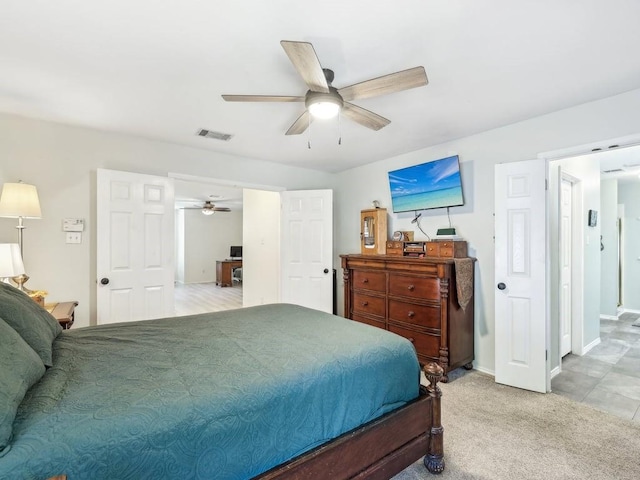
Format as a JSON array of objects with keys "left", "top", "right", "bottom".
[{"left": 423, "top": 362, "right": 445, "bottom": 474}]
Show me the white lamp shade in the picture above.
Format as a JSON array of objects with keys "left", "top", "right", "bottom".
[
  {"left": 0, "top": 182, "right": 42, "bottom": 219},
  {"left": 0, "top": 243, "right": 25, "bottom": 277}
]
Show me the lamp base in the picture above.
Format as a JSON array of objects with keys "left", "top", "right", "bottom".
[{"left": 12, "top": 273, "right": 35, "bottom": 294}]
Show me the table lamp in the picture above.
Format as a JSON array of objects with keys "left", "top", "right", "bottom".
[
  {"left": 0, "top": 243, "right": 25, "bottom": 285},
  {"left": 0, "top": 181, "right": 42, "bottom": 291}
]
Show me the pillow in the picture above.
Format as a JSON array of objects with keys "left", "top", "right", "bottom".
[
  {"left": 0, "top": 282, "right": 62, "bottom": 367},
  {"left": 0, "top": 316, "right": 46, "bottom": 454}
]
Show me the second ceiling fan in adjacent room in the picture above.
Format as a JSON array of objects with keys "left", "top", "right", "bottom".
[{"left": 180, "top": 201, "right": 231, "bottom": 216}]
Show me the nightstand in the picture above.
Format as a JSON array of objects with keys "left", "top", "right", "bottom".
[{"left": 46, "top": 301, "right": 78, "bottom": 330}]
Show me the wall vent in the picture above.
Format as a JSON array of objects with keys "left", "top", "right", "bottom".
[
  {"left": 196, "top": 129, "right": 233, "bottom": 141},
  {"left": 602, "top": 168, "right": 624, "bottom": 173}
]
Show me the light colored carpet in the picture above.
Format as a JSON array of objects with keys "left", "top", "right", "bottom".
[{"left": 393, "top": 370, "right": 640, "bottom": 480}]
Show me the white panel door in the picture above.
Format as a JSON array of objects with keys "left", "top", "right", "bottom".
[
  {"left": 495, "top": 160, "right": 548, "bottom": 393},
  {"left": 280, "top": 190, "right": 333, "bottom": 313},
  {"left": 560, "top": 178, "right": 573, "bottom": 356},
  {"left": 97, "top": 169, "right": 175, "bottom": 324}
]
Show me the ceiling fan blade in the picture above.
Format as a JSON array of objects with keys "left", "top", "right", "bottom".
[
  {"left": 213, "top": 207, "right": 231, "bottom": 212},
  {"left": 338, "top": 67, "right": 428, "bottom": 102},
  {"left": 341, "top": 103, "right": 391, "bottom": 131},
  {"left": 222, "top": 95, "right": 304, "bottom": 102},
  {"left": 285, "top": 110, "right": 313, "bottom": 135},
  {"left": 280, "top": 41, "right": 330, "bottom": 93}
]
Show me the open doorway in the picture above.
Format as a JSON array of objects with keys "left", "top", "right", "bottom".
[
  {"left": 173, "top": 178, "right": 244, "bottom": 316},
  {"left": 549, "top": 143, "right": 640, "bottom": 373},
  {"left": 548, "top": 144, "right": 640, "bottom": 418}
]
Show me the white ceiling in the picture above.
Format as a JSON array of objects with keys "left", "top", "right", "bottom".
[
  {"left": 3, "top": 1, "right": 640, "bottom": 176},
  {"left": 173, "top": 179, "right": 243, "bottom": 211}
]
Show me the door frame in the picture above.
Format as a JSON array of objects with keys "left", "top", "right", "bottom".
[
  {"left": 558, "top": 175, "right": 574, "bottom": 358},
  {"left": 558, "top": 171, "right": 585, "bottom": 361}
]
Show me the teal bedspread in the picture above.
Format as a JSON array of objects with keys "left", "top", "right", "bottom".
[{"left": 1, "top": 304, "right": 420, "bottom": 480}]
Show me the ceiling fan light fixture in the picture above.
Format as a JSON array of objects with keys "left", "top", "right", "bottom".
[
  {"left": 201, "top": 208, "right": 215, "bottom": 216},
  {"left": 308, "top": 100, "right": 340, "bottom": 119},
  {"left": 306, "top": 90, "right": 343, "bottom": 119}
]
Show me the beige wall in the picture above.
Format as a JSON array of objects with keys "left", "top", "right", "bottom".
[
  {"left": 0, "top": 113, "right": 334, "bottom": 327},
  {"left": 180, "top": 209, "right": 243, "bottom": 284}
]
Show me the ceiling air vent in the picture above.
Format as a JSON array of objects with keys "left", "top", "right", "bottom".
[
  {"left": 602, "top": 168, "right": 624, "bottom": 173},
  {"left": 196, "top": 128, "right": 233, "bottom": 141}
]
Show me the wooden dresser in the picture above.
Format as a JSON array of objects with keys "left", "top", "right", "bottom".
[{"left": 341, "top": 254, "right": 475, "bottom": 381}]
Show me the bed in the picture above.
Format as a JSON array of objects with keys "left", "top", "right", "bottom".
[{"left": 0, "top": 282, "right": 444, "bottom": 480}]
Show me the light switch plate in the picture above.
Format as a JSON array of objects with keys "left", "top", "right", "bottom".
[
  {"left": 63, "top": 218, "right": 85, "bottom": 232},
  {"left": 66, "top": 232, "right": 82, "bottom": 244}
]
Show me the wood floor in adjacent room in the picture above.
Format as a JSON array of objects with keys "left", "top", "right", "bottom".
[{"left": 174, "top": 282, "right": 242, "bottom": 317}]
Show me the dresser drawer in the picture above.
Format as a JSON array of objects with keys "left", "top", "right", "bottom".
[
  {"left": 351, "top": 313, "right": 386, "bottom": 329},
  {"left": 389, "top": 324, "right": 440, "bottom": 359},
  {"left": 352, "top": 270, "right": 386, "bottom": 292},
  {"left": 388, "top": 274, "right": 440, "bottom": 301},
  {"left": 426, "top": 241, "right": 468, "bottom": 258},
  {"left": 388, "top": 299, "right": 440, "bottom": 329},
  {"left": 386, "top": 241, "right": 404, "bottom": 256},
  {"left": 425, "top": 242, "right": 440, "bottom": 257},
  {"left": 352, "top": 292, "right": 385, "bottom": 317}
]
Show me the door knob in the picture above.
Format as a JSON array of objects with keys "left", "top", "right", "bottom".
[
  {"left": 323, "top": 268, "right": 329, "bottom": 274},
  {"left": 100, "top": 277, "right": 110, "bottom": 285},
  {"left": 497, "top": 282, "right": 506, "bottom": 290}
]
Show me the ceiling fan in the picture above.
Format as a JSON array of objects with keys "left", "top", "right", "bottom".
[
  {"left": 180, "top": 201, "right": 231, "bottom": 216},
  {"left": 222, "top": 40, "right": 428, "bottom": 135}
]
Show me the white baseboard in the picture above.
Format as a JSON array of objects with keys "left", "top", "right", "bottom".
[
  {"left": 550, "top": 365, "right": 561, "bottom": 379},
  {"left": 474, "top": 366, "right": 495, "bottom": 378},
  {"left": 600, "top": 314, "right": 618, "bottom": 320},
  {"left": 621, "top": 308, "right": 640, "bottom": 315},
  {"left": 581, "top": 337, "right": 601, "bottom": 355}
]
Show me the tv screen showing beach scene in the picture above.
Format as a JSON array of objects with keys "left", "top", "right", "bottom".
[{"left": 388, "top": 155, "right": 464, "bottom": 213}]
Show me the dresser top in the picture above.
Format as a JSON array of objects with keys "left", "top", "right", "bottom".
[{"left": 340, "top": 254, "right": 475, "bottom": 265}]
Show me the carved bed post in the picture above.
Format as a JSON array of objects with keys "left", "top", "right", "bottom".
[{"left": 423, "top": 362, "right": 445, "bottom": 474}]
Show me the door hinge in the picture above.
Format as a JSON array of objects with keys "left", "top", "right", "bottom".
[
  {"left": 546, "top": 350, "right": 548, "bottom": 361},
  {"left": 545, "top": 179, "right": 548, "bottom": 190}
]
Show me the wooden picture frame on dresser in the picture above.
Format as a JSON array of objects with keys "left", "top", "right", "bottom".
[{"left": 341, "top": 254, "right": 475, "bottom": 382}]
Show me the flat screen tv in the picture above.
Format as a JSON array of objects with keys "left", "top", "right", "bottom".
[
  {"left": 230, "top": 245, "right": 242, "bottom": 259},
  {"left": 388, "top": 155, "right": 464, "bottom": 213}
]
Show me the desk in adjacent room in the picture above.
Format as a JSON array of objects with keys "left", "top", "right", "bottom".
[{"left": 216, "top": 259, "right": 242, "bottom": 287}]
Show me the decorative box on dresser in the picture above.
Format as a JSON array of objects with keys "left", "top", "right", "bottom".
[{"left": 341, "top": 254, "right": 475, "bottom": 381}]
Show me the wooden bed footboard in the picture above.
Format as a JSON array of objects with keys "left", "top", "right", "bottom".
[
  {"left": 257, "top": 362, "right": 445, "bottom": 479},
  {"left": 47, "top": 363, "right": 444, "bottom": 480}
]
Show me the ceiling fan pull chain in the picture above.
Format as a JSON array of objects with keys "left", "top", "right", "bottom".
[
  {"left": 308, "top": 115, "right": 312, "bottom": 149},
  {"left": 338, "top": 111, "right": 342, "bottom": 145}
]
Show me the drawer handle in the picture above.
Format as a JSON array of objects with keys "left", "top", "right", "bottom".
[
  {"left": 362, "top": 278, "right": 369, "bottom": 284},
  {"left": 362, "top": 301, "right": 369, "bottom": 307},
  {"left": 407, "top": 311, "right": 415, "bottom": 318},
  {"left": 407, "top": 285, "right": 415, "bottom": 291}
]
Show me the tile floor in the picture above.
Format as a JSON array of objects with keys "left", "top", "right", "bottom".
[{"left": 551, "top": 312, "right": 640, "bottom": 422}]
